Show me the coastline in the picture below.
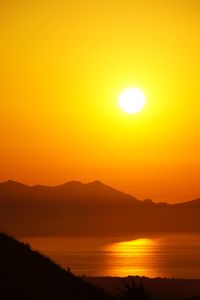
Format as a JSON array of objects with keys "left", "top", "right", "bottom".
[{"left": 83, "top": 276, "right": 200, "bottom": 300}]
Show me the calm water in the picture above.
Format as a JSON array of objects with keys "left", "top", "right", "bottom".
[{"left": 21, "top": 234, "right": 200, "bottom": 279}]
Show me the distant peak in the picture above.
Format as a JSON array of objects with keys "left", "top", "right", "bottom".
[
  {"left": 64, "top": 180, "right": 82, "bottom": 186},
  {"left": 55, "top": 180, "right": 105, "bottom": 189},
  {"left": 54, "top": 181, "right": 83, "bottom": 189},
  {"left": 68, "top": 180, "right": 83, "bottom": 185},
  {"left": 1, "top": 180, "right": 26, "bottom": 186},
  {"left": 87, "top": 180, "right": 116, "bottom": 190},
  {"left": 88, "top": 180, "right": 104, "bottom": 185},
  {"left": 5, "top": 180, "right": 18, "bottom": 184},
  {"left": 0, "top": 180, "right": 30, "bottom": 191}
]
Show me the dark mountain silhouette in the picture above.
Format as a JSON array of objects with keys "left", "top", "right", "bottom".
[
  {"left": 0, "top": 232, "right": 112, "bottom": 300},
  {"left": 0, "top": 180, "right": 200, "bottom": 236}
]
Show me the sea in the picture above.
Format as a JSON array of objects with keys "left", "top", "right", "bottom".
[{"left": 20, "top": 233, "right": 200, "bottom": 279}]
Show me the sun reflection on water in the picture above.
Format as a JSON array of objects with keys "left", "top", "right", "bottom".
[
  {"left": 104, "top": 238, "right": 158, "bottom": 277},
  {"left": 21, "top": 235, "right": 200, "bottom": 278}
]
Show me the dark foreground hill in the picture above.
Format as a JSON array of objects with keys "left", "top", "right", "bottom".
[
  {"left": 0, "top": 232, "right": 112, "bottom": 300},
  {"left": 0, "top": 180, "right": 200, "bottom": 236}
]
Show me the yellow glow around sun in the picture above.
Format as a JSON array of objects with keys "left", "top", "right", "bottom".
[{"left": 119, "top": 88, "right": 146, "bottom": 114}]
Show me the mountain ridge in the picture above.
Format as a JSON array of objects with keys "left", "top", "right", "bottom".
[
  {"left": 1, "top": 179, "right": 200, "bottom": 205},
  {"left": 1, "top": 179, "right": 200, "bottom": 236}
]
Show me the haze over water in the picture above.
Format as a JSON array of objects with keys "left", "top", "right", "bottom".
[{"left": 21, "top": 234, "right": 200, "bottom": 279}]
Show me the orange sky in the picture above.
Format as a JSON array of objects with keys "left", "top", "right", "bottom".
[{"left": 0, "top": 0, "right": 200, "bottom": 203}]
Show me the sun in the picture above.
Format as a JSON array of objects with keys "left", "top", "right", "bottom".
[{"left": 119, "top": 88, "right": 146, "bottom": 114}]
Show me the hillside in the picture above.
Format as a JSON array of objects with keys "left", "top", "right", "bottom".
[
  {"left": 0, "top": 180, "right": 200, "bottom": 236},
  {"left": 0, "top": 232, "right": 112, "bottom": 300}
]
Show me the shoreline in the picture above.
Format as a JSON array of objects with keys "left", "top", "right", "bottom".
[{"left": 83, "top": 276, "right": 200, "bottom": 300}]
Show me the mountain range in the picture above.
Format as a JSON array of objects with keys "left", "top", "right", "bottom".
[{"left": 0, "top": 180, "right": 200, "bottom": 236}]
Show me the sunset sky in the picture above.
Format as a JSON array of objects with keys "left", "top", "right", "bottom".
[{"left": 1, "top": 0, "right": 199, "bottom": 203}]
